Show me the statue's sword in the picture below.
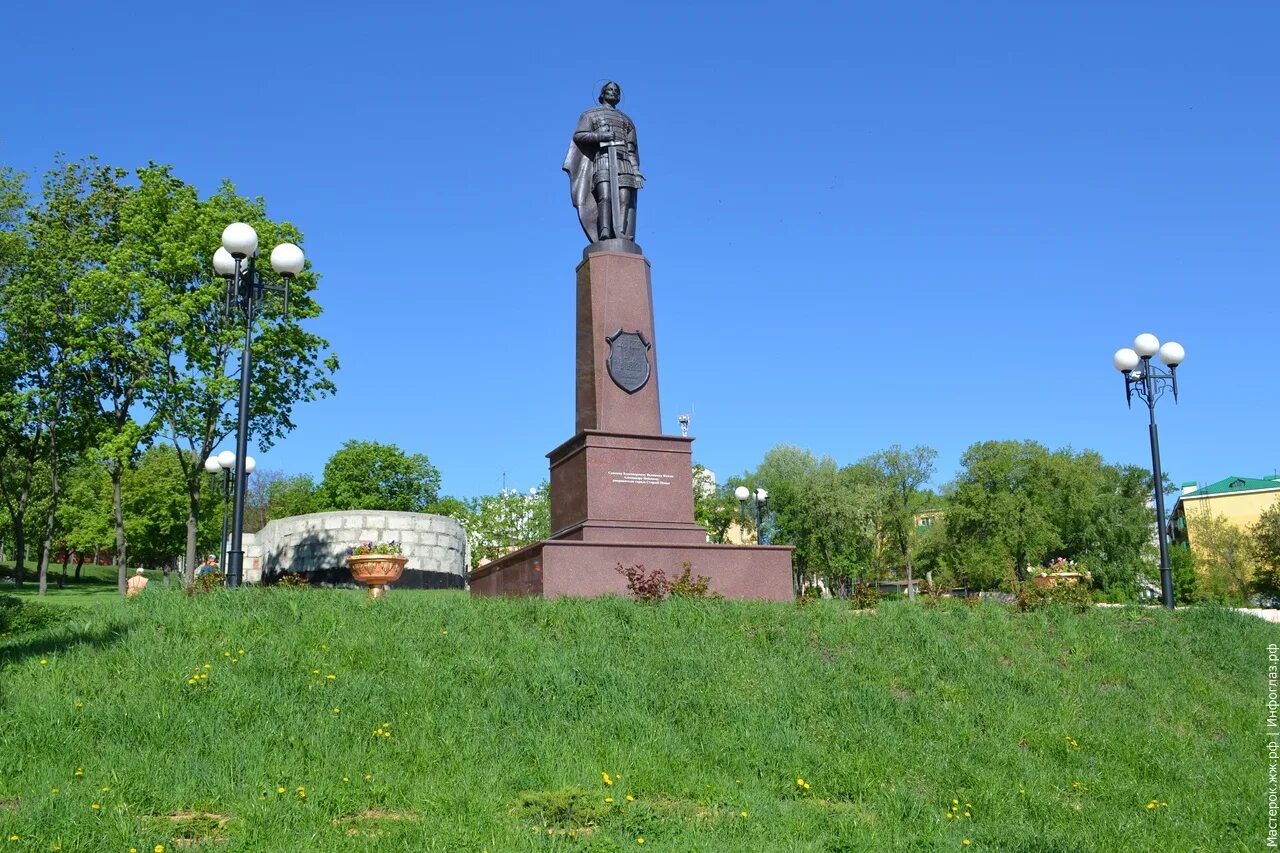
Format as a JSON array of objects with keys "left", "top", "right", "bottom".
[{"left": 603, "top": 136, "right": 625, "bottom": 239}]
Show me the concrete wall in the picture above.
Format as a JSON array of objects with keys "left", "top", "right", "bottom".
[{"left": 241, "top": 511, "right": 469, "bottom": 590}]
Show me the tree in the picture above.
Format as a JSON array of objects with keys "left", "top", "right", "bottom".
[
  {"left": 244, "top": 470, "right": 322, "bottom": 532},
  {"left": 858, "top": 444, "right": 937, "bottom": 600},
  {"left": 1185, "top": 508, "right": 1253, "bottom": 604},
  {"left": 146, "top": 177, "right": 337, "bottom": 586},
  {"left": 0, "top": 158, "right": 109, "bottom": 594},
  {"left": 461, "top": 485, "right": 550, "bottom": 566},
  {"left": 57, "top": 458, "right": 114, "bottom": 582},
  {"left": 1249, "top": 499, "right": 1280, "bottom": 600},
  {"left": 945, "top": 441, "right": 1061, "bottom": 586},
  {"left": 692, "top": 464, "right": 737, "bottom": 544},
  {"left": 319, "top": 440, "right": 440, "bottom": 512},
  {"left": 123, "top": 446, "right": 219, "bottom": 573},
  {"left": 748, "top": 445, "right": 879, "bottom": 594}
]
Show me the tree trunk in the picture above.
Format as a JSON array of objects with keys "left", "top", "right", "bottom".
[
  {"left": 112, "top": 465, "right": 127, "bottom": 596},
  {"left": 74, "top": 553, "right": 83, "bottom": 580},
  {"left": 905, "top": 551, "right": 916, "bottom": 602},
  {"left": 184, "top": 501, "right": 199, "bottom": 589},
  {"left": 37, "top": 439, "right": 60, "bottom": 597},
  {"left": 58, "top": 551, "right": 69, "bottom": 589},
  {"left": 12, "top": 521, "right": 24, "bottom": 587}
]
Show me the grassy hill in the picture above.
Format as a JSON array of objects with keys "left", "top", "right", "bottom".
[{"left": 0, "top": 589, "right": 1269, "bottom": 851}]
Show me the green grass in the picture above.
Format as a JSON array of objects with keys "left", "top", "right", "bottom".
[{"left": 0, "top": 589, "right": 1271, "bottom": 851}]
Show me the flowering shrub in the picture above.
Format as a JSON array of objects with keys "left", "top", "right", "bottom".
[{"left": 348, "top": 540, "right": 403, "bottom": 556}]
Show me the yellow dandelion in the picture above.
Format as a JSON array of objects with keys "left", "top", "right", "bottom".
[
  {"left": 962, "top": 841, "right": 970, "bottom": 847},
  {"left": 602, "top": 772, "right": 613, "bottom": 786},
  {"left": 326, "top": 674, "right": 336, "bottom": 680},
  {"left": 277, "top": 786, "right": 286, "bottom": 794},
  {"left": 342, "top": 776, "right": 350, "bottom": 784},
  {"left": 605, "top": 796, "right": 614, "bottom": 804},
  {"left": 8, "top": 835, "right": 18, "bottom": 842},
  {"left": 311, "top": 669, "right": 320, "bottom": 674},
  {"left": 223, "top": 651, "right": 231, "bottom": 657},
  {"left": 364, "top": 773, "right": 372, "bottom": 781},
  {"left": 202, "top": 663, "right": 211, "bottom": 669},
  {"left": 90, "top": 803, "right": 100, "bottom": 810},
  {"left": 636, "top": 839, "right": 644, "bottom": 845},
  {"left": 442, "top": 629, "right": 448, "bottom": 635},
  {"left": 155, "top": 846, "right": 165, "bottom": 853},
  {"left": 39, "top": 659, "right": 48, "bottom": 665},
  {"left": 1018, "top": 789, "right": 1025, "bottom": 796},
  {"left": 1146, "top": 802, "right": 1156, "bottom": 810},
  {"left": 74, "top": 768, "right": 83, "bottom": 777},
  {"left": 740, "top": 810, "right": 749, "bottom": 818},
  {"left": 626, "top": 794, "right": 635, "bottom": 802},
  {"left": 946, "top": 813, "right": 954, "bottom": 819},
  {"left": 238, "top": 649, "right": 245, "bottom": 655},
  {"left": 50, "top": 787, "right": 58, "bottom": 794},
  {"left": 332, "top": 707, "right": 341, "bottom": 714},
  {"left": 964, "top": 811, "right": 971, "bottom": 817}
]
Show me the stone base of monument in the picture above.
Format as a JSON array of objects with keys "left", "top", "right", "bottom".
[
  {"left": 470, "top": 428, "right": 795, "bottom": 601},
  {"left": 469, "top": 539, "right": 794, "bottom": 601}
]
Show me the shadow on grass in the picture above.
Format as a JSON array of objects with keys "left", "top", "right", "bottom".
[{"left": 0, "top": 621, "right": 133, "bottom": 669}]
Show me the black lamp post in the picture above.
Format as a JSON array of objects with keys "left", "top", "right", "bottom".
[
  {"left": 203, "top": 450, "right": 255, "bottom": 574},
  {"left": 214, "top": 224, "right": 303, "bottom": 588},
  {"left": 1113, "top": 333, "right": 1185, "bottom": 610},
  {"left": 734, "top": 486, "right": 769, "bottom": 545}
]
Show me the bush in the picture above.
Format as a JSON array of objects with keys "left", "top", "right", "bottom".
[
  {"left": 1014, "top": 578, "right": 1093, "bottom": 612},
  {"left": 0, "top": 595, "right": 63, "bottom": 635},
  {"left": 850, "top": 582, "right": 880, "bottom": 610},
  {"left": 187, "top": 571, "right": 226, "bottom": 595},
  {"left": 615, "top": 562, "right": 716, "bottom": 603},
  {"left": 669, "top": 562, "right": 717, "bottom": 600}
]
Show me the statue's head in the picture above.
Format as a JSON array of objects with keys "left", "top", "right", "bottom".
[{"left": 598, "top": 81, "right": 621, "bottom": 106}]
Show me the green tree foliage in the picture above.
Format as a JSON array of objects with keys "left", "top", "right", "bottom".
[
  {"left": 1249, "top": 499, "right": 1280, "bottom": 600},
  {"left": 57, "top": 458, "right": 114, "bottom": 579},
  {"left": 749, "top": 445, "right": 879, "bottom": 593},
  {"left": 0, "top": 157, "right": 337, "bottom": 591},
  {"left": 244, "top": 470, "right": 322, "bottom": 532},
  {"left": 856, "top": 445, "right": 937, "bottom": 600},
  {"left": 1168, "top": 544, "right": 1200, "bottom": 605},
  {"left": 1185, "top": 509, "right": 1253, "bottom": 604},
  {"left": 944, "top": 440, "right": 1152, "bottom": 592},
  {"left": 692, "top": 464, "right": 738, "bottom": 544},
  {"left": 319, "top": 440, "right": 440, "bottom": 512},
  {"left": 461, "top": 485, "right": 551, "bottom": 567}
]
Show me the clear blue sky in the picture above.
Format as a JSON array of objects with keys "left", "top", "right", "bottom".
[{"left": 3, "top": 2, "right": 1277, "bottom": 499}]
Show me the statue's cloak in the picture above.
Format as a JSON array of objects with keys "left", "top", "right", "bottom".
[{"left": 563, "top": 126, "right": 599, "bottom": 243}]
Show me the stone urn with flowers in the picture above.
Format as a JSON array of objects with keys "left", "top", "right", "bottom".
[
  {"left": 346, "top": 541, "right": 407, "bottom": 599},
  {"left": 1033, "top": 557, "right": 1090, "bottom": 588}
]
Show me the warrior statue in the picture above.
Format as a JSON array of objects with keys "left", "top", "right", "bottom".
[{"left": 563, "top": 81, "right": 643, "bottom": 244}]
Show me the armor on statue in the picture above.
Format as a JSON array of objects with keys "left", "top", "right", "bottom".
[{"left": 563, "top": 81, "right": 643, "bottom": 244}]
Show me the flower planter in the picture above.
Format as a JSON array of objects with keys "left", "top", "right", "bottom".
[
  {"left": 1033, "top": 571, "right": 1085, "bottom": 588},
  {"left": 346, "top": 554, "right": 408, "bottom": 599}
]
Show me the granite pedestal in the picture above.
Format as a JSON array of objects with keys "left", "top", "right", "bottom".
[{"left": 471, "top": 245, "right": 793, "bottom": 600}]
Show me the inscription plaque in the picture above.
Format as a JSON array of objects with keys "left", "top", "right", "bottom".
[{"left": 605, "top": 329, "right": 651, "bottom": 394}]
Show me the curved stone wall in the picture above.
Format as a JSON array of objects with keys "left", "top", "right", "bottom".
[{"left": 241, "top": 511, "right": 469, "bottom": 590}]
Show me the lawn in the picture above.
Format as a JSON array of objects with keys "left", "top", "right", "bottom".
[{"left": 0, "top": 588, "right": 1270, "bottom": 851}]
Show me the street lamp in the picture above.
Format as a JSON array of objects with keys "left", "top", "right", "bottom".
[
  {"left": 734, "top": 486, "right": 769, "bottom": 545},
  {"left": 215, "top": 222, "right": 304, "bottom": 587},
  {"left": 1113, "top": 332, "right": 1185, "bottom": 610},
  {"left": 203, "top": 451, "right": 255, "bottom": 575}
]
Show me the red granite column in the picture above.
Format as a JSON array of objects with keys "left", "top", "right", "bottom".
[{"left": 575, "top": 250, "right": 662, "bottom": 435}]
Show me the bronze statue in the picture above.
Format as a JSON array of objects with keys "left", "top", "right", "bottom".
[{"left": 563, "top": 81, "right": 643, "bottom": 244}]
